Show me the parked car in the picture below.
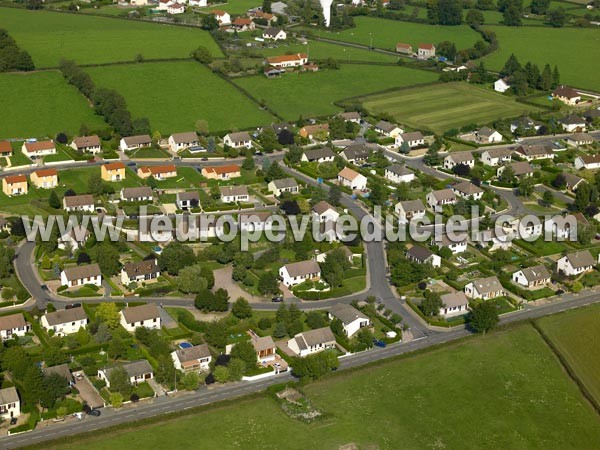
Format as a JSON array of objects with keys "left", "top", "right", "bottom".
[
  {"left": 10, "top": 417, "right": 17, "bottom": 425},
  {"left": 271, "top": 296, "right": 284, "bottom": 303},
  {"left": 373, "top": 339, "right": 387, "bottom": 348},
  {"left": 88, "top": 409, "right": 101, "bottom": 417}
]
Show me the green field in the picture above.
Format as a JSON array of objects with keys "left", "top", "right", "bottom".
[
  {"left": 0, "top": 71, "right": 106, "bottom": 139},
  {"left": 235, "top": 64, "right": 438, "bottom": 120},
  {"left": 87, "top": 61, "right": 274, "bottom": 134},
  {"left": 197, "top": 0, "right": 261, "bottom": 14},
  {"left": 49, "top": 324, "right": 600, "bottom": 450},
  {"left": 537, "top": 303, "right": 600, "bottom": 405},
  {"left": 305, "top": 16, "right": 481, "bottom": 52},
  {"left": 360, "top": 82, "right": 542, "bottom": 134},
  {"left": 0, "top": 8, "right": 223, "bottom": 68},
  {"left": 483, "top": 26, "right": 600, "bottom": 91}
]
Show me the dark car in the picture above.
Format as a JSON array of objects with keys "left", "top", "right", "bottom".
[
  {"left": 556, "top": 289, "right": 565, "bottom": 295},
  {"left": 88, "top": 409, "right": 101, "bottom": 417},
  {"left": 272, "top": 296, "right": 284, "bottom": 303},
  {"left": 65, "top": 303, "right": 82, "bottom": 310},
  {"left": 373, "top": 339, "right": 387, "bottom": 348},
  {"left": 9, "top": 417, "right": 17, "bottom": 425},
  {"left": 201, "top": 157, "right": 208, "bottom": 161}
]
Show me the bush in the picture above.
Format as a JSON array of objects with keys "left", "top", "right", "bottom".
[{"left": 258, "top": 317, "right": 272, "bottom": 330}]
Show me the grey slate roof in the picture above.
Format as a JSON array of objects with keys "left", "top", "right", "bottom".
[
  {"left": 62, "top": 263, "right": 101, "bottom": 282},
  {"left": 328, "top": 304, "right": 368, "bottom": 325},
  {"left": 564, "top": 250, "right": 594, "bottom": 269},
  {"left": 44, "top": 307, "right": 88, "bottom": 326},
  {"left": 0, "top": 387, "right": 19, "bottom": 405}
]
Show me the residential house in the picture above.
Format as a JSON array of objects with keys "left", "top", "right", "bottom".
[
  {"left": 552, "top": 85, "right": 581, "bottom": 105},
  {"left": 188, "top": 0, "right": 207, "bottom": 6},
  {"left": 171, "top": 344, "right": 212, "bottom": 373},
  {"left": 98, "top": 360, "right": 154, "bottom": 387},
  {"left": 119, "top": 134, "right": 152, "bottom": 151},
  {"left": 563, "top": 173, "right": 585, "bottom": 192},
  {"left": 481, "top": 148, "right": 512, "bottom": 166},
  {"left": 58, "top": 225, "right": 89, "bottom": 251},
  {"left": 574, "top": 154, "right": 600, "bottom": 170},
  {"left": 168, "top": 132, "right": 199, "bottom": 153},
  {"left": 464, "top": 276, "right": 504, "bottom": 300},
  {"left": 0, "top": 387, "right": 20, "bottom": 419},
  {"left": 201, "top": 164, "right": 241, "bottom": 180},
  {"left": 516, "top": 144, "right": 555, "bottom": 162},
  {"left": 560, "top": 115, "right": 587, "bottom": 133},
  {"left": 223, "top": 132, "right": 253, "bottom": 149},
  {"left": 120, "top": 186, "right": 153, "bottom": 202},
  {"left": 395, "top": 199, "right": 426, "bottom": 223},
  {"left": 417, "top": 43, "right": 436, "bottom": 60},
  {"left": 512, "top": 265, "right": 551, "bottom": 288},
  {"left": 101, "top": 162, "right": 126, "bottom": 182},
  {"left": 60, "top": 264, "right": 102, "bottom": 288},
  {"left": 251, "top": 334, "right": 277, "bottom": 363},
  {"left": 328, "top": 304, "right": 371, "bottom": 338},
  {"left": 426, "top": 189, "right": 456, "bottom": 212},
  {"left": 239, "top": 211, "right": 274, "bottom": 232},
  {"left": 157, "top": 0, "right": 171, "bottom": 10},
  {"left": 545, "top": 211, "right": 587, "bottom": 240},
  {"left": 476, "top": 126, "right": 503, "bottom": 143},
  {"left": 337, "top": 167, "right": 367, "bottom": 191},
  {"left": 2, "top": 174, "right": 27, "bottom": 196},
  {"left": 566, "top": 133, "right": 595, "bottom": 147},
  {"left": 494, "top": 78, "right": 510, "bottom": 93},
  {"left": 30, "top": 168, "right": 58, "bottom": 189},
  {"left": 510, "top": 116, "right": 541, "bottom": 134},
  {"left": 167, "top": 2, "right": 185, "bottom": 14},
  {"left": 0, "top": 141, "right": 13, "bottom": 157},
  {"left": 264, "top": 66, "right": 285, "bottom": 78},
  {"left": 439, "top": 291, "right": 469, "bottom": 318},
  {"left": 287, "top": 327, "right": 336, "bottom": 357},
  {"left": 268, "top": 178, "right": 299, "bottom": 196},
  {"left": 472, "top": 228, "right": 513, "bottom": 251},
  {"left": 266, "top": 53, "right": 308, "bottom": 68},
  {"left": 220, "top": 185, "right": 249, "bottom": 203},
  {"left": 299, "top": 124, "right": 329, "bottom": 140},
  {"left": 21, "top": 140, "right": 56, "bottom": 158},
  {"left": 41, "top": 307, "right": 89, "bottom": 336},
  {"left": 452, "top": 181, "right": 483, "bottom": 200},
  {"left": 42, "top": 364, "right": 73, "bottom": 385},
  {"left": 497, "top": 161, "right": 533, "bottom": 179},
  {"left": 374, "top": 120, "right": 403, "bottom": 137},
  {"left": 405, "top": 245, "right": 441, "bottom": 268},
  {"left": 252, "top": 9, "right": 277, "bottom": 24},
  {"left": 262, "top": 27, "right": 287, "bottom": 40},
  {"left": 301, "top": 147, "right": 335, "bottom": 163},
  {"left": 0, "top": 313, "right": 29, "bottom": 341},
  {"left": 232, "top": 17, "right": 255, "bottom": 31},
  {"left": 396, "top": 131, "right": 424, "bottom": 148},
  {"left": 121, "top": 259, "right": 160, "bottom": 285},
  {"left": 137, "top": 164, "right": 177, "bottom": 180},
  {"left": 176, "top": 191, "right": 199, "bottom": 210},
  {"left": 279, "top": 259, "right": 321, "bottom": 287},
  {"left": 395, "top": 42, "right": 412, "bottom": 54},
  {"left": 384, "top": 164, "right": 415, "bottom": 184},
  {"left": 63, "top": 194, "right": 94, "bottom": 212},
  {"left": 119, "top": 304, "right": 161, "bottom": 332},
  {"left": 71, "top": 135, "right": 101, "bottom": 154},
  {"left": 211, "top": 10, "right": 231, "bottom": 25},
  {"left": 312, "top": 200, "right": 340, "bottom": 223},
  {"left": 443, "top": 152, "right": 475, "bottom": 170},
  {"left": 340, "top": 143, "right": 371, "bottom": 164},
  {"left": 431, "top": 233, "right": 467, "bottom": 254},
  {"left": 338, "top": 111, "right": 361, "bottom": 123},
  {"left": 557, "top": 250, "right": 595, "bottom": 276}
]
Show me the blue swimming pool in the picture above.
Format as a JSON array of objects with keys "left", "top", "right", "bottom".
[{"left": 179, "top": 342, "right": 192, "bottom": 349}]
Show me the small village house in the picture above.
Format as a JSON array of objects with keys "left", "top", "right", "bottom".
[
  {"left": 119, "top": 304, "right": 162, "bottom": 332},
  {"left": 168, "top": 132, "right": 199, "bottom": 153},
  {"left": 212, "top": 10, "right": 231, "bottom": 25},
  {"left": 430, "top": 233, "right": 467, "bottom": 254},
  {"left": 417, "top": 43, "right": 435, "bottom": 60},
  {"left": 299, "top": 124, "right": 329, "bottom": 140},
  {"left": 287, "top": 327, "right": 336, "bottom": 357},
  {"left": 464, "top": 276, "right": 504, "bottom": 300},
  {"left": 385, "top": 164, "right": 415, "bottom": 184},
  {"left": 406, "top": 245, "right": 441, "bottom": 268},
  {"left": 30, "top": 168, "right": 58, "bottom": 189},
  {"left": 374, "top": 120, "right": 403, "bottom": 137},
  {"left": 476, "top": 126, "right": 503, "bottom": 143},
  {"left": 176, "top": 191, "right": 200, "bottom": 210},
  {"left": 0, "top": 141, "right": 13, "bottom": 157},
  {"left": 0, "top": 313, "right": 29, "bottom": 341},
  {"left": 263, "top": 27, "right": 286, "bottom": 40},
  {"left": 557, "top": 250, "right": 595, "bottom": 277},
  {"left": 494, "top": 78, "right": 510, "bottom": 93},
  {"left": 201, "top": 164, "right": 241, "bottom": 180},
  {"left": 119, "top": 134, "right": 152, "bottom": 152},
  {"left": 268, "top": 178, "right": 299, "bottom": 196},
  {"left": 63, "top": 194, "right": 94, "bottom": 212},
  {"left": 137, "top": 164, "right": 177, "bottom": 180},
  {"left": 396, "top": 131, "right": 425, "bottom": 148},
  {"left": 220, "top": 185, "right": 249, "bottom": 203},
  {"left": 312, "top": 200, "right": 340, "bottom": 223},
  {"left": 171, "top": 344, "right": 212, "bottom": 373},
  {"left": 251, "top": 334, "right": 277, "bottom": 363},
  {"left": 512, "top": 265, "right": 551, "bottom": 288},
  {"left": 340, "top": 143, "right": 371, "bottom": 164},
  {"left": 266, "top": 53, "right": 308, "bottom": 68},
  {"left": 452, "top": 181, "right": 483, "bottom": 200},
  {"left": 575, "top": 154, "right": 600, "bottom": 170},
  {"left": 120, "top": 186, "right": 153, "bottom": 202},
  {"left": 328, "top": 304, "right": 371, "bottom": 338},
  {"left": 426, "top": 189, "right": 457, "bottom": 213},
  {"left": 101, "top": 162, "right": 126, "bottom": 182},
  {"left": 22, "top": 140, "right": 56, "bottom": 158},
  {"left": 71, "top": 135, "right": 101, "bottom": 154},
  {"left": 2, "top": 174, "right": 28, "bottom": 196},
  {"left": 41, "top": 307, "right": 89, "bottom": 336},
  {"left": 396, "top": 42, "right": 412, "bottom": 54},
  {"left": 279, "top": 259, "right": 321, "bottom": 287},
  {"left": 480, "top": 148, "right": 512, "bottom": 167},
  {"left": 98, "top": 360, "right": 154, "bottom": 387},
  {"left": 0, "top": 387, "right": 20, "bottom": 420},
  {"left": 301, "top": 147, "right": 335, "bottom": 163},
  {"left": 497, "top": 161, "right": 533, "bottom": 179},
  {"left": 58, "top": 225, "right": 89, "bottom": 251},
  {"left": 223, "top": 132, "right": 253, "bottom": 149},
  {"left": 337, "top": 167, "right": 368, "bottom": 191},
  {"left": 439, "top": 292, "right": 469, "bottom": 318},
  {"left": 395, "top": 199, "right": 426, "bottom": 223},
  {"left": 552, "top": 86, "right": 581, "bottom": 105},
  {"left": 443, "top": 152, "right": 475, "bottom": 170},
  {"left": 60, "top": 264, "right": 102, "bottom": 288}
]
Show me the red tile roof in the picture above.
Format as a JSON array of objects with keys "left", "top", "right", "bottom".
[
  {"left": 23, "top": 140, "right": 55, "bottom": 153},
  {"left": 34, "top": 168, "right": 58, "bottom": 177},
  {"left": 0, "top": 141, "right": 11, "bottom": 154},
  {"left": 4, "top": 174, "right": 27, "bottom": 184},
  {"left": 104, "top": 162, "right": 125, "bottom": 171}
]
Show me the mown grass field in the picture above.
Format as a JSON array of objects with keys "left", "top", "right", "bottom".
[
  {"left": 48, "top": 324, "right": 600, "bottom": 450},
  {"left": 235, "top": 64, "right": 438, "bottom": 120},
  {"left": 537, "top": 303, "right": 600, "bottom": 406},
  {"left": 0, "top": 8, "right": 223, "bottom": 67},
  {"left": 197, "top": 0, "right": 260, "bottom": 14},
  {"left": 483, "top": 26, "right": 600, "bottom": 90},
  {"left": 0, "top": 71, "right": 106, "bottom": 139},
  {"left": 305, "top": 16, "right": 481, "bottom": 52},
  {"left": 87, "top": 61, "right": 274, "bottom": 134},
  {"left": 360, "top": 82, "right": 542, "bottom": 134}
]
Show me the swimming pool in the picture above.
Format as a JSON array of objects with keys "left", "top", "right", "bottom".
[{"left": 179, "top": 342, "right": 192, "bottom": 349}]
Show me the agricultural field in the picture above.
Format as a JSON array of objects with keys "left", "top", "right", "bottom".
[
  {"left": 482, "top": 26, "right": 600, "bottom": 91},
  {"left": 49, "top": 324, "right": 600, "bottom": 450},
  {"left": 0, "top": 71, "right": 106, "bottom": 140},
  {"left": 305, "top": 16, "right": 481, "bottom": 52},
  {"left": 0, "top": 8, "right": 223, "bottom": 68},
  {"left": 235, "top": 64, "right": 438, "bottom": 120},
  {"left": 197, "top": 0, "right": 262, "bottom": 14},
  {"left": 87, "top": 61, "right": 274, "bottom": 134},
  {"left": 536, "top": 303, "right": 600, "bottom": 405},
  {"left": 360, "top": 82, "right": 542, "bottom": 134}
]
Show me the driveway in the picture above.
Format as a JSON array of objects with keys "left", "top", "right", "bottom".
[
  {"left": 213, "top": 266, "right": 264, "bottom": 302},
  {"left": 72, "top": 371, "right": 104, "bottom": 409}
]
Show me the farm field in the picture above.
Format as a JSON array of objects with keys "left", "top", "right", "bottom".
[
  {"left": 0, "top": 8, "right": 223, "bottom": 68},
  {"left": 87, "top": 61, "right": 274, "bottom": 134},
  {"left": 49, "top": 324, "right": 600, "bottom": 450},
  {"left": 235, "top": 64, "right": 438, "bottom": 120},
  {"left": 304, "top": 16, "right": 481, "bottom": 52},
  {"left": 536, "top": 303, "right": 600, "bottom": 405},
  {"left": 359, "top": 82, "right": 542, "bottom": 134},
  {"left": 482, "top": 26, "right": 600, "bottom": 90},
  {"left": 0, "top": 71, "right": 106, "bottom": 140},
  {"left": 197, "top": 0, "right": 261, "bottom": 14}
]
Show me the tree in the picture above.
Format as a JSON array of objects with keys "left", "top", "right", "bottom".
[
  {"left": 259, "top": 128, "right": 280, "bottom": 153},
  {"left": 423, "top": 139, "right": 442, "bottom": 166},
  {"left": 108, "top": 367, "right": 132, "bottom": 396},
  {"left": 575, "top": 182, "right": 591, "bottom": 212},
  {"left": 230, "top": 340, "right": 257, "bottom": 368},
  {"left": 108, "top": 337, "right": 127, "bottom": 360},
  {"left": 530, "top": 0, "right": 550, "bottom": 14},
  {"left": 427, "top": 0, "right": 463, "bottom": 25},
  {"left": 272, "top": 321, "right": 287, "bottom": 338},
  {"left": 330, "top": 317, "right": 344, "bottom": 336},
  {"left": 320, "top": 248, "right": 351, "bottom": 288},
  {"left": 547, "top": 8, "right": 566, "bottom": 27},
  {"left": 191, "top": 46, "right": 213, "bottom": 64},
  {"left": 181, "top": 372, "right": 201, "bottom": 391},
  {"left": 201, "top": 14, "right": 219, "bottom": 30},
  {"left": 328, "top": 184, "right": 342, "bottom": 206},
  {"left": 399, "top": 140, "right": 410, "bottom": 154},
  {"left": 264, "top": 161, "right": 285, "bottom": 182},
  {"left": 242, "top": 154, "right": 255, "bottom": 171},
  {"left": 466, "top": 9, "right": 485, "bottom": 26},
  {"left": 291, "top": 351, "right": 339, "bottom": 381},
  {"left": 262, "top": 0, "right": 272, "bottom": 13},
  {"left": 452, "top": 163, "right": 471, "bottom": 177},
  {"left": 542, "top": 189, "right": 554, "bottom": 207},
  {"left": 231, "top": 297, "right": 253, "bottom": 319},
  {"left": 88, "top": 172, "right": 104, "bottom": 196},
  {"left": 109, "top": 392, "right": 124, "bottom": 408},
  {"left": 420, "top": 291, "right": 444, "bottom": 317},
  {"left": 518, "top": 176, "right": 534, "bottom": 197},
  {"left": 95, "top": 303, "right": 120, "bottom": 329},
  {"left": 552, "top": 65, "right": 560, "bottom": 88},
  {"left": 501, "top": 53, "right": 522, "bottom": 77},
  {"left": 539, "top": 64, "right": 553, "bottom": 90},
  {"left": 228, "top": 358, "right": 246, "bottom": 381},
  {"left": 305, "top": 311, "right": 326, "bottom": 329},
  {"left": 155, "top": 355, "right": 176, "bottom": 386},
  {"left": 356, "top": 328, "right": 374, "bottom": 348},
  {"left": 469, "top": 301, "right": 499, "bottom": 334},
  {"left": 158, "top": 242, "right": 196, "bottom": 275},
  {"left": 503, "top": 1, "right": 523, "bottom": 26},
  {"left": 95, "top": 244, "right": 120, "bottom": 276},
  {"left": 48, "top": 191, "right": 61, "bottom": 209},
  {"left": 436, "top": 40, "right": 457, "bottom": 61},
  {"left": 258, "top": 271, "right": 279, "bottom": 295},
  {"left": 177, "top": 265, "right": 208, "bottom": 294},
  {"left": 213, "top": 365, "right": 229, "bottom": 383}
]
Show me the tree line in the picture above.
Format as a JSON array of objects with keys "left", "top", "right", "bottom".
[{"left": 0, "top": 29, "right": 34, "bottom": 72}]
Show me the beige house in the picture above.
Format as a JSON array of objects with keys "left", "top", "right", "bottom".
[
  {"left": 119, "top": 304, "right": 161, "bottom": 332},
  {"left": 279, "top": 259, "right": 321, "bottom": 287},
  {"left": 101, "top": 162, "right": 126, "bottom": 182},
  {"left": 287, "top": 327, "right": 336, "bottom": 357},
  {"left": 0, "top": 387, "right": 20, "bottom": 419},
  {"left": 251, "top": 334, "right": 277, "bottom": 363},
  {"left": 2, "top": 174, "right": 28, "bottom": 196},
  {"left": 137, "top": 165, "right": 177, "bottom": 180},
  {"left": 41, "top": 307, "right": 89, "bottom": 336},
  {"left": 98, "top": 360, "right": 154, "bottom": 387},
  {"left": 168, "top": 132, "right": 199, "bottom": 153},
  {"left": 0, "top": 313, "right": 29, "bottom": 341},
  {"left": 71, "top": 135, "right": 102, "bottom": 154},
  {"left": 121, "top": 259, "right": 160, "bottom": 285},
  {"left": 417, "top": 43, "right": 436, "bottom": 60},
  {"left": 171, "top": 344, "right": 212, "bottom": 372},
  {"left": 552, "top": 86, "right": 581, "bottom": 105},
  {"left": 60, "top": 264, "right": 102, "bottom": 288},
  {"left": 0, "top": 141, "right": 13, "bottom": 157},
  {"left": 464, "top": 276, "right": 504, "bottom": 300},
  {"left": 201, "top": 165, "right": 241, "bottom": 180},
  {"left": 30, "top": 168, "right": 58, "bottom": 189},
  {"left": 21, "top": 140, "right": 56, "bottom": 158}
]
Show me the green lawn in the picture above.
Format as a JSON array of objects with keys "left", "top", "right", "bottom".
[
  {"left": 235, "top": 63, "right": 438, "bottom": 120},
  {"left": 0, "top": 71, "right": 106, "bottom": 139},
  {"left": 56, "top": 166, "right": 143, "bottom": 195},
  {"left": 537, "top": 303, "right": 600, "bottom": 406},
  {"left": 482, "top": 26, "right": 600, "bottom": 91},
  {"left": 152, "top": 167, "right": 205, "bottom": 189},
  {"left": 196, "top": 0, "right": 261, "bottom": 15},
  {"left": 360, "top": 82, "right": 542, "bottom": 134},
  {"left": 0, "top": 7, "right": 223, "bottom": 68},
  {"left": 87, "top": 61, "right": 274, "bottom": 134},
  {"left": 305, "top": 16, "right": 481, "bottom": 52},
  {"left": 129, "top": 147, "right": 171, "bottom": 159},
  {"left": 48, "top": 324, "right": 600, "bottom": 450}
]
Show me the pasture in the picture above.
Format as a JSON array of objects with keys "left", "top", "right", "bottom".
[
  {"left": 48, "top": 324, "right": 600, "bottom": 450},
  {"left": 0, "top": 71, "right": 106, "bottom": 140},
  {"left": 87, "top": 61, "right": 274, "bottom": 134},
  {"left": 482, "top": 26, "right": 600, "bottom": 90},
  {"left": 537, "top": 303, "right": 600, "bottom": 406},
  {"left": 0, "top": 8, "right": 223, "bottom": 68},
  {"left": 197, "top": 0, "right": 261, "bottom": 14},
  {"left": 360, "top": 82, "right": 542, "bottom": 134},
  {"left": 234, "top": 64, "right": 438, "bottom": 120},
  {"left": 305, "top": 16, "right": 481, "bottom": 52}
]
